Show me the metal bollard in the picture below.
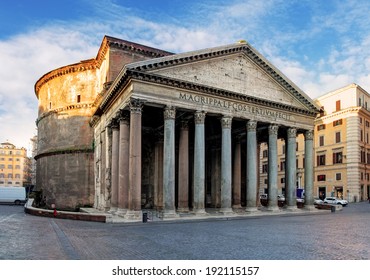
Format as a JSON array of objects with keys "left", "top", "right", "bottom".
[
  {"left": 142, "top": 212, "right": 148, "bottom": 223},
  {"left": 331, "top": 206, "right": 335, "bottom": 213}
]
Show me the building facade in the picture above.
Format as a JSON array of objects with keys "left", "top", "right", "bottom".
[
  {"left": 35, "top": 36, "right": 320, "bottom": 217},
  {"left": 0, "top": 142, "right": 28, "bottom": 187},
  {"left": 91, "top": 39, "right": 320, "bottom": 219},
  {"left": 314, "top": 84, "right": 370, "bottom": 202},
  {"left": 259, "top": 83, "right": 370, "bottom": 203}
]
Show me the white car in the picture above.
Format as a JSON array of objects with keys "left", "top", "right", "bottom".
[{"left": 323, "top": 197, "right": 348, "bottom": 206}]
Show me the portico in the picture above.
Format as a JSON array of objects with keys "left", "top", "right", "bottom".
[{"left": 91, "top": 41, "right": 320, "bottom": 220}]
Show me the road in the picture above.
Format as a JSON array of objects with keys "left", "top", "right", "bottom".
[{"left": 0, "top": 202, "right": 369, "bottom": 260}]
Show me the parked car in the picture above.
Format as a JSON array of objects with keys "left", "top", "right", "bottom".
[
  {"left": 313, "top": 197, "right": 323, "bottom": 205},
  {"left": 323, "top": 196, "right": 348, "bottom": 206}
]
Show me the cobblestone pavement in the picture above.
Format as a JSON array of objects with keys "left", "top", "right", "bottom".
[{"left": 0, "top": 202, "right": 369, "bottom": 260}]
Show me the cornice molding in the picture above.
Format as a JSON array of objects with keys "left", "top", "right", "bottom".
[
  {"left": 36, "top": 102, "right": 95, "bottom": 125},
  {"left": 315, "top": 107, "right": 361, "bottom": 123}
]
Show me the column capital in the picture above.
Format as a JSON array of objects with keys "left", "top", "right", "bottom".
[
  {"left": 129, "top": 98, "right": 144, "bottom": 114},
  {"left": 247, "top": 120, "right": 257, "bottom": 131},
  {"left": 304, "top": 130, "right": 314, "bottom": 140},
  {"left": 117, "top": 109, "right": 130, "bottom": 124},
  {"left": 194, "top": 111, "right": 206, "bottom": 124},
  {"left": 268, "top": 124, "right": 279, "bottom": 135},
  {"left": 109, "top": 118, "right": 119, "bottom": 130},
  {"left": 180, "top": 120, "right": 189, "bottom": 130},
  {"left": 164, "top": 106, "right": 176, "bottom": 120},
  {"left": 221, "top": 116, "right": 232, "bottom": 129},
  {"left": 287, "top": 127, "right": 297, "bottom": 139}
]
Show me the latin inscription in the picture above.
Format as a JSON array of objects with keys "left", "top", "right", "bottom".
[{"left": 179, "top": 93, "right": 291, "bottom": 121}]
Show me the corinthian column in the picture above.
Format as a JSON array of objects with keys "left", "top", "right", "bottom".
[
  {"left": 232, "top": 136, "right": 242, "bottom": 209},
  {"left": 125, "top": 99, "right": 144, "bottom": 220},
  {"left": 220, "top": 116, "right": 233, "bottom": 214},
  {"left": 110, "top": 119, "right": 119, "bottom": 213},
  {"left": 286, "top": 127, "right": 297, "bottom": 210},
  {"left": 193, "top": 111, "right": 208, "bottom": 215},
  {"left": 304, "top": 130, "right": 315, "bottom": 210},
  {"left": 163, "top": 106, "right": 178, "bottom": 218},
  {"left": 178, "top": 120, "right": 189, "bottom": 212},
  {"left": 117, "top": 110, "right": 130, "bottom": 215},
  {"left": 267, "top": 124, "right": 279, "bottom": 211},
  {"left": 246, "top": 120, "right": 258, "bottom": 212}
]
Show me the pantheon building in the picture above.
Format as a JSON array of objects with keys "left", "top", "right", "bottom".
[{"left": 35, "top": 36, "right": 320, "bottom": 219}]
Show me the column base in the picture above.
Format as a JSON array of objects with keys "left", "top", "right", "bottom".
[
  {"left": 162, "top": 209, "right": 179, "bottom": 219},
  {"left": 108, "top": 207, "right": 118, "bottom": 214},
  {"left": 177, "top": 207, "right": 190, "bottom": 213},
  {"left": 124, "top": 210, "right": 142, "bottom": 220},
  {"left": 219, "top": 208, "right": 235, "bottom": 215},
  {"left": 284, "top": 205, "right": 298, "bottom": 212},
  {"left": 266, "top": 206, "right": 280, "bottom": 212},
  {"left": 303, "top": 205, "right": 317, "bottom": 211},
  {"left": 116, "top": 208, "right": 128, "bottom": 217},
  {"left": 245, "top": 206, "right": 259, "bottom": 213},
  {"left": 192, "top": 208, "right": 209, "bottom": 216},
  {"left": 232, "top": 204, "right": 242, "bottom": 209}
]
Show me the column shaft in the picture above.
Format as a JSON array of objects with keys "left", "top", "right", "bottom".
[
  {"left": 286, "top": 128, "right": 297, "bottom": 208},
  {"left": 118, "top": 111, "right": 130, "bottom": 214},
  {"left": 220, "top": 116, "right": 233, "bottom": 213},
  {"left": 125, "top": 99, "right": 143, "bottom": 220},
  {"left": 178, "top": 121, "right": 189, "bottom": 212},
  {"left": 232, "top": 137, "right": 241, "bottom": 208},
  {"left": 163, "top": 106, "right": 177, "bottom": 217},
  {"left": 110, "top": 121, "right": 119, "bottom": 212},
  {"left": 304, "top": 130, "right": 314, "bottom": 208},
  {"left": 246, "top": 120, "right": 258, "bottom": 211},
  {"left": 267, "top": 124, "right": 279, "bottom": 211},
  {"left": 154, "top": 137, "right": 164, "bottom": 210},
  {"left": 193, "top": 111, "right": 207, "bottom": 215}
]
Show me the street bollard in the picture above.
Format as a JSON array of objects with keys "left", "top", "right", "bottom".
[
  {"left": 142, "top": 212, "right": 148, "bottom": 223},
  {"left": 331, "top": 206, "right": 335, "bottom": 213}
]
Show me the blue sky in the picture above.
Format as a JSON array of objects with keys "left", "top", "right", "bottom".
[{"left": 1, "top": 0, "right": 370, "bottom": 150}]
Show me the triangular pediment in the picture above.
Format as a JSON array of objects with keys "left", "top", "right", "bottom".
[{"left": 127, "top": 42, "right": 320, "bottom": 113}]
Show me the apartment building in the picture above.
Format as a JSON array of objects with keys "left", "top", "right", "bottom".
[{"left": 0, "top": 142, "right": 28, "bottom": 187}]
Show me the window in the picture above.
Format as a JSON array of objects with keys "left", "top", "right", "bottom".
[
  {"left": 8, "top": 158, "right": 12, "bottom": 161},
  {"left": 336, "top": 173, "right": 342, "bottom": 181},
  {"left": 296, "top": 142, "right": 299, "bottom": 151},
  {"left": 317, "top": 124, "right": 326, "bottom": 131},
  {"left": 366, "top": 120, "right": 370, "bottom": 127},
  {"left": 0, "top": 173, "right": 4, "bottom": 178},
  {"left": 15, "top": 165, "right": 20, "bottom": 169},
  {"left": 317, "top": 154, "right": 326, "bottom": 166},
  {"left": 262, "top": 150, "right": 268, "bottom": 158},
  {"left": 7, "top": 174, "right": 12, "bottom": 179},
  {"left": 7, "top": 165, "right": 12, "bottom": 169},
  {"left": 335, "top": 132, "right": 341, "bottom": 143},
  {"left": 280, "top": 161, "right": 285, "bottom": 171},
  {"left": 336, "top": 100, "right": 341, "bottom": 111},
  {"left": 280, "top": 178, "right": 285, "bottom": 183},
  {"left": 333, "top": 119, "right": 343, "bottom": 126},
  {"left": 361, "top": 150, "right": 366, "bottom": 163},
  {"left": 262, "top": 163, "right": 268, "bottom": 173},
  {"left": 317, "top": 175, "right": 326, "bottom": 181},
  {"left": 15, "top": 174, "right": 20, "bottom": 179},
  {"left": 319, "top": 135, "right": 324, "bottom": 146},
  {"left": 359, "top": 98, "right": 362, "bottom": 107},
  {"left": 0, "top": 164, "right": 4, "bottom": 169},
  {"left": 77, "top": 94, "right": 81, "bottom": 103},
  {"left": 333, "top": 152, "right": 343, "bottom": 164},
  {"left": 361, "top": 130, "right": 364, "bottom": 142},
  {"left": 0, "top": 158, "right": 4, "bottom": 161}
]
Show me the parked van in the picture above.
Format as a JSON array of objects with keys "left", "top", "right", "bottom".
[{"left": 0, "top": 187, "right": 26, "bottom": 205}]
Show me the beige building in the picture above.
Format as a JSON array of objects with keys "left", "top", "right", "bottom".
[
  {"left": 260, "top": 83, "right": 370, "bottom": 203},
  {"left": 0, "top": 142, "right": 28, "bottom": 187}
]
